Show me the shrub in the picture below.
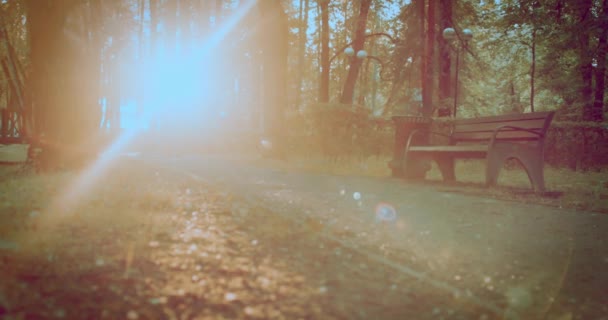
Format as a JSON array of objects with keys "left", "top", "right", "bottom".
[
  {"left": 544, "top": 121, "right": 608, "bottom": 170},
  {"left": 285, "top": 107, "right": 607, "bottom": 171},
  {"left": 284, "top": 103, "right": 393, "bottom": 160}
]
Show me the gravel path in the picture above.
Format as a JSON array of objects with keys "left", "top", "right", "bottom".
[{"left": 147, "top": 154, "right": 608, "bottom": 320}]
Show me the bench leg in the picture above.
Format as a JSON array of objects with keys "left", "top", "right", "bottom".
[
  {"left": 435, "top": 156, "right": 455, "bottom": 182},
  {"left": 515, "top": 151, "right": 546, "bottom": 194},
  {"left": 402, "top": 156, "right": 429, "bottom": 179},
  {"left": 487, "top": 143, "right": 546, "bottom": 193},
  {"left": 485, "top": 150, "right": 507, "bottom": 188}
]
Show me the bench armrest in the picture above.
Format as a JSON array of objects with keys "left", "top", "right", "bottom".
[
  {"left": 492, "top": 125, "right": 544, "bottom": 137},
  {"left": 490, "top": 125, "right": 544, "bottom": 146},
  {"left": 405, "top": 129, "right": 451, "bottom": 152},
  {"left": 494, "top": 125, "right": 544, "bottom": 136}
]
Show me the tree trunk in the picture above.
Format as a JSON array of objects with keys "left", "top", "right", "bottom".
[
  {"left": 358, "top": 57, "right": 370, "bottom": 105},
  {"left": 358, "top": 7, "right": 375, "bottom": 107},
  {"left": 437, "top": 0, "right": 452, "bottom": 114},
  {"left": 295, "top": 0, "right": 309, "bottom": 109},
  {"left": 319, "top": 0, "right": 330, "bottom": 103},
  {"left": 366, "top": 7, "right": 379, "bottom": 110},
  {"left": 26, "top": 0, "right": 103, "bottom": 169},
  {"left": 592, "top": 0, "right": 608, "bottom": 122},
  {"left": 340, "top": 0, "right": 373, "bottom": 105},
  {"left": 530, "top": 27, "right": 536, "bottom": 113},
  {"left": 87, "top": 0, "right": 103, "bottom": 133},
  {"left": 578, "top": 0, "right": 594, "bottom": 121},
  {"left": 381, "top": 55, "right": 410, "bottom": 116},
  {"left": 257, "top": 0, "right": 288, "bottom": 155},
  {"left": 26, "top": 0, "right": 65, "bottom": 139},
  {"left": 137, "top": 0, "right": 145, "bottom": 116},
  {"left": 1, "top": 108, "right": 8, "bottom": 139},
  {"left": 422, "top": 0, "right": 435, "bottom": 117},
  {"left": 335, "top": 0, "right": 350, "bottom": 102}
]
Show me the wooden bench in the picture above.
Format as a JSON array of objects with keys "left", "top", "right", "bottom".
[{"left": 402, "top": 111, "right": 555, "bottom": 193}]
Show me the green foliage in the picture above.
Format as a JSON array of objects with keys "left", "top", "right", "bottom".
[
  {"left": 284, "top": 106, "right": 608, "bottom": 171},
  {"left": 544, "top": 122, "right": 608, "bottom": 170},
  {"left": 284, "top": 103, "right": 393, "bottom": 159},
  {"left": 463, "top": 0, "right": 607, "bottom": 120}
]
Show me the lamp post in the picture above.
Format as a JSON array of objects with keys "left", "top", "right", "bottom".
[
  {"left": 327, "top": 45, "right": 368, "bottom": 101},
  {"left": 331, "top": 46, "right": 367, "bottom": 102},
  {"left": 442, "top": 27, "right": 473, "bottom": 117}
]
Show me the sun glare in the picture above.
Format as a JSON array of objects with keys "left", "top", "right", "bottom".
[
  {"left": 129, "top": 0, "right": 257, "bottom": 134},
  {"left": 50, "top": 0, "right": 258, "bottom": 215}
]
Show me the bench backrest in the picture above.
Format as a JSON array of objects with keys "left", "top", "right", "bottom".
[{"left": 451, "top": 111, "right": 555, "bottom": 143}]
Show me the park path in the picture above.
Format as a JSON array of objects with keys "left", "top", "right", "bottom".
[{"left": 144, "top": 154, "right": 608, "bottom": 320}]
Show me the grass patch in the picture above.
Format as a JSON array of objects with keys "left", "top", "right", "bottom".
[
  {"left": 0, "top": 161, "right": 196, "bottom": 318},
  {"left": 275, "top": 155, "right": 608, "bottom": 213},
  {"left": 0, "top": 144, "right": 28, "bottom": 163},
  {"left": 0, "top": 160, "right": 332, "bottom": 319},
  {"left": 292, "top": 156, "right": 392, "bottom": 177}
]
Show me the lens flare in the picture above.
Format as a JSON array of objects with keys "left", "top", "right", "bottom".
[{"left": 375, "top": 202, "right": 397, "bottom": 222}]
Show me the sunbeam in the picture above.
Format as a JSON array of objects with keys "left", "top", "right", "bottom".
[
  {"left": 193, "top": 0, "right": 257, "bottom": 61},
  {"left": 139, "top": 0, "right": 258, "bottom": 132},
  {"left": 48, "top": 0, "right": 258, "bottom": 215},
  {"left": 48, "top": 126, "right": 143, "bottom": 215}
]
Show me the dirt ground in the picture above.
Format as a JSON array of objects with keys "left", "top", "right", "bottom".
[
  {"left": 1, "top": 156, "right": 607, "bottom": 320},
  {"left": 0, "top": 161, "right": 477, "bottom": 320}
]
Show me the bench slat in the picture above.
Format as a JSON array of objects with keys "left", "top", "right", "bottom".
[
  {"left": 452, "top": 111, "right": 554, "bottom": 126},
  {"left": 451, "top": 112, "right": 553, "bottom": 142},
  {"left": 454, "top": 119, "right": 547, "bottom": 134},
  {"left": 409, "top": 145, "right": 489, "bottom": 153},
  {"left": 452, "top": 131, "right": 543, "bottom": 142}
]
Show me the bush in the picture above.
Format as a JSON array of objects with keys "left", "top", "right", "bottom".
[
  {"left": 544, "top": 121, "right": 608, "bottom": 170},
  {"left": 284, "top": 103, "right": 393, "bottom": 160},
  {"left": 285, "top": 107, "right": 608, "bottom": 171}
]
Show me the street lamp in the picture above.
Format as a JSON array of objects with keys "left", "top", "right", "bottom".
[
  {"left": 343, "top": 47, "right": 384, "bottom": 105},
  {"left": 323, "top": 46, "right": 368, "bottom": 103},
  {"left": 344, "top": 47, "right": 367, "bottom": 60},
  {"left": 442, "top": 27, "right": 473, "bottom": 117}
]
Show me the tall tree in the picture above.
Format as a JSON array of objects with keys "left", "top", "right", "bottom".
[
  {"left": 257, "top": 0, "right": 288, "bottom": 154},
  {"left": 340, "top": 0, "right": 372, "bottom": 104},
  {"left": 421, "top": 0, "right": 435, "bottom": 117},
  {"left": 593, "top": 0, "right": 608, "bottom": 121},
  {"left": 150, "top": 0, "right": 158, "bottom": 51},
  {"left": 137, "top": 0, "right": 145, "bottom": 116},
  {"left": 382, "top": 3, "right": 421, "bottom": 115},
  {"left": 295, "top": 0, "right": 309, "bottom": 109},
  {"left": 577, "top": 0, "right": 594, "bottom": 121},
  {"left": 318, "top": 0, "right": 330, "bottom": 103},
  {"left": 437, "top": 0, "right": 452, "bottom": 113},
  {"left": 26, "top": 0, "right": 104, "bottom": 168}
]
